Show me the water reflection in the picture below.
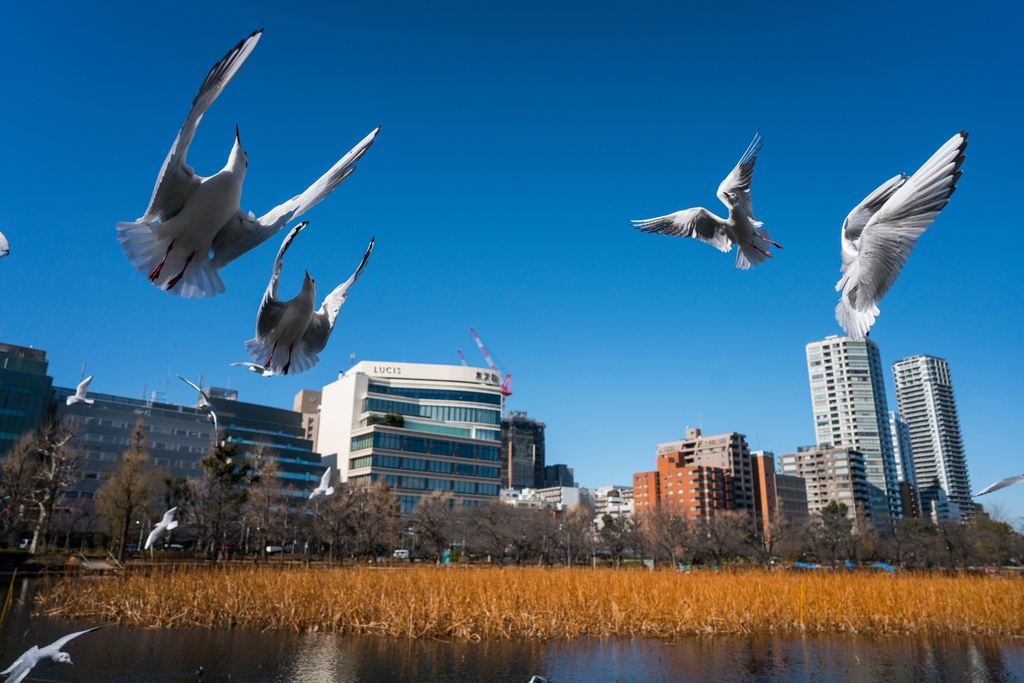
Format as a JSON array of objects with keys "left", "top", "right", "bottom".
[{"left": 0, "top": 579, "right": 1021, "bottom": 682}]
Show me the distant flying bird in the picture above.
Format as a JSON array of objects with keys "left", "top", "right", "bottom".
[
  {"left": 1, "top": 627, "right": 102, "bottom": 683},
  {"left": 230, "top": 361, "right": 272, "bottom": 376},
  {"left": 632, "top": 132, "right": 782, "bottom": 269},
  {"left": 117, "top": 29, "right": 379, "bottom": 298},
  {"left": 176, "top": 376, "right": 219, "bottom": 434},
  {"left": 66, "top": 376, "right": 94, "bottom": 406},
  {"left": 527, "top": 677, "right": 549, "bottom": 683},
  {"left": 0, "top": 230, "right": 9, "bottom": 259},
  {"left": 976, "top": 475, "right": 1024, "bottom": 497},
  {"left": 144, "top": 507, "right": 179, "bottom": 550},
  {"left": 308, "top": 467, "right": 335, "bottom": 499},
  {"left": 244, "top": 222, "right": 374, "bottom": 375},
  {"left": 835, "top": 131, "right": 968, "bottom": 340}
]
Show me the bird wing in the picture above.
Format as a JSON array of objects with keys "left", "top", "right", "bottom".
[
  {"left": 252, "top": 223, "right": 306, "bottom": 339},
  {"left": 976, "top": 475, "right": 1024, "bottom": 497},
  {"left": 0, "top": 230, "right": 9, "bottom": 258},
  {"left": 76, "top": 375, "right": 93, "bottom": 398},
  {"left": 162, "top": 507, "right": 178, "bottom": 524},
  {"left": 716, "top": 131, "right": 762, "bottom": 220},
  {"left": 140, "top": 30, "right": 262, "bottom": 223},
  {"left": 210, "top": 410, "right": 219, "bottom": 435},
  {"left": 631, "top": 208, "right": 733, "bottom": 252},
  {"left": 44, "top": 627, "right": 103, "bottom": 654},
  {"left": 841, "top": 174, "right": 908, "bottom": 248},
  {"left": 230, "top": 362, "right": 271, "bottom": 375},
  {"left": 1, "top": 647, "right": 37, "bottom": 675},
  {"left": 319, "top": 466, "right": 332, "bottom": 489},
  {"left": 144, "top": 527, "right": 161, "bottom": 550},
  {"left": 209, "top": 126, "right": 380, "bottom": 270},
  {"left": 850, "top": 131, "right": 967, "bottom": 312},
  {"left": 176, "top": 375, "right": 211, "bottom": 405},
  {"left": 3, "top": 662, "right": 33, "bottom": 683},
  {"left": 301, "top": 237, "right": 375, "bottom": 355}
]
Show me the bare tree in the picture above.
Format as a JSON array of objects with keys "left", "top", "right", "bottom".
[
  {"left": 96, "top": 421, "right": 161, "bottom": 561},
  {"left": 560, "top": 504, "right": 596, "bottom": 566},
  {"left": 411, "top": 491, "right": 459, "bottom": 562},
  {"left": 28, "top": 419, "right": 83, "bottom": 554},
  {"left": 0, "top": 434, "right": 38, "bottom": 546},
  {"left": 347, "top": 480, "right": 399, "bottom": 560},
  {"left": 694, "top": 510, "right": 750, "bottom": 565},
  {"left": 313, "top": 485, "right": 356, "bottom": 564},
  {"left": 645, "top": 506, "right": 692, "bottom": 566},
  {"left": 244, "top": 443, "right": 284, "bottom": 560},
  {"left": 188, "top": 442, "right": 255, "bottom": 560}
]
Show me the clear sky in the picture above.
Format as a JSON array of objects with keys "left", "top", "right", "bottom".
[{"left": 2, "top": 1, "right": 1022, "bottom": 520}]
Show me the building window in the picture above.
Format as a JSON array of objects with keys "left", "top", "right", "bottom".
[
  {"left": 429, "top": 439, "right": 452, "bottom": 456},
  {"left": 350, "top": 455, "right": 372, "bottom": 470},
  {"left": 373, "top": 432, "right": 402, "bottom": 451},
  {"left": 478, "top": 483, "right": 499, "bottom": 496},
  {"left": 400, "top": 495, "right": 421, "bottom": 514},
  {"left": 403, "top": 437, "right": 428, "bottom": 454},
  {"left": 373, "top": 455, "right": 400, "bottom": 469},
  {"left": 479, "top": 446, "right": 500, "bottom": 461},
  {"left": 428, "top": 478, "right": 452, "bottom": 491},
  {"left": 428, "top": 460, "right": 452, "bottom": 474},
  {"left": 455, "top": 463, "right": 476, "bottom": 476},
  {"left": 454, "top": 481, "right": 476, "bottom": 494},
  {"left": 402, "top": 476, "right": 427, "bottom": 490},
  {"left": 455, "top": 443, "right": 477, "bottom": 459},
  {"left": 351, "top": 433, "right": 373, "bottom": 452},
  {"left": 402, "top": 458, "right": 427, "bottom": 472}
]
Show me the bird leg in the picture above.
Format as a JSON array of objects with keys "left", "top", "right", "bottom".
[
  {"left": 282, "top": 343, "right": 295, "bottom": 375},
  {"left": 263, "top": 341, "right": 279, "bottom": 369},
  {"left": 750, "top": 243, "right": 773, "bottom": 259},
  {"left": 148, "top": 239, "right": 176, "bottom": 282},
  {"left": 757, "top": 234, "right": 784, "bottom": 249},
  {"left": 165, "top": 250, "right": 197, "bottom": 290}
]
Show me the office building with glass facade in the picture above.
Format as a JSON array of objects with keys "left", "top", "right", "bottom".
[
  {"left": 500, "top": 410, "right": 546, "bottom": 489},
  {"left": 0, "top": 343, "right": 53, "bottom": 456},
  {"left": 805, "top": 335, "right": 900, "bottom": 528},
  {"left": 317, "top": 361, "right": 504, "bottom": 511},
  {"left": 55, "top": 386, "right": 324, "bottom": 501}
]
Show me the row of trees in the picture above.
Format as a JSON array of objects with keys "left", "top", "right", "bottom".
[{"left": 3, "top": 419, "right": 1023, "bottom": 569}]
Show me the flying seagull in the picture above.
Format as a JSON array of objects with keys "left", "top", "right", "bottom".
[
  {"left": 0, "top": 230, "right": 9, "bottom": 259},
  {"left": 835, "top": 131, "right": 968, "bottom": 340},
  {"left": 1, "top": 627, "right": 102, "bottom": 683},
  {"left": 308, "top": 467, "right": 335, "bottom": 499},
  {"left": 66, "top": 376, "right": 94, "bottom": 406},
  {"left": 244, "top": 222, "right": 374, "bottom": 375},
  {"left": 145, "top": 507, "right": 179, "bottom": 550},
  {"left": 976, "top": 475, "right": 1024, "bottom": 497},
  {"left": 177, "top": 376, "right": 219, "bottom": 434},
  {"left": 631, "top": 132, "right": 782, "bottom": 269},
  {"left": 230, "top": 361, "right": 272, "bottom": 376},
  {"left": 117, "top": 29, "right": 380, "bottom": 298}
]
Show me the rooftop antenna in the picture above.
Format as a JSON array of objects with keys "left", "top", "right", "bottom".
[
  {"left": 142, "top": 378, "right": 148, "bottom": 400},
  {"left": 80, "top": 361, "right": 87, "bottom": 381},
  {"left": 349, "top": 352, "right": 356, "bottom": 369}
]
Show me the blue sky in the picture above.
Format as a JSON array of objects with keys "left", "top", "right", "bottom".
[{"left": 2, "top": 1, "right": 1022, "bottom": 520}]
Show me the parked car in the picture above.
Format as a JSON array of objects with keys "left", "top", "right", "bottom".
[
  {"left": 393, "top": 549, "right": 410, "bottom": 560},
  {"left": 168, "top": 544, "right": 185, "bottom": 551},
  {"left": 265, "top": 546, "right": 283, "bottom": 555}
]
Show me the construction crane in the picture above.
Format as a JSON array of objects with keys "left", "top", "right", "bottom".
[
  {"left": 457, "top": 349, "right": 469, "bottom": 367},
  {"left": 469, "top": 328, "right": 512, "bottom": 397}
]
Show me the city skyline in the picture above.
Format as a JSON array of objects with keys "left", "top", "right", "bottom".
[{"left": 1, "top": 2, "right": 1022, "bottom": 522}]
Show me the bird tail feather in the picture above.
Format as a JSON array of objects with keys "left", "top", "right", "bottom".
[
  {"left": 117, "top": 221, "right": 225, "bottom": 298},
  {"left": 245, "top": 336, "right": 321, "bottom": 376},
  {"left": 325, "top": 486, "right": 335, "bottom": 496},
  {"left": 835, "top": 293, "right": 878, "bottom": 341},
  {"left": 735, "top": 232, "right": 771, "bottom": 270}
]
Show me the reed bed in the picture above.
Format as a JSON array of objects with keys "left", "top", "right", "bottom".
[{"left": 35, "top": 566, "right": 1024, "bottom": 639}]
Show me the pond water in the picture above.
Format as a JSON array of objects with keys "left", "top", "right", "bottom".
[{"left": 1, "top": 578, "right": 1022, "bottom": 682}]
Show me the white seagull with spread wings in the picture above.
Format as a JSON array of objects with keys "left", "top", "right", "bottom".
[
  {"left": 835, "top": 131, "right": 968, "bottom": 340},
  {"left": 632, "top": 132, "right": 781, "bottom": 269},
  {"left": 145, "top": 507, "right": 179, "bottom": 550},
  {"left": 117, "top": 29, "right": 379, "bottom": 298},
  {"left": 244, "top": 222, "right": 374, "bottom": 376},
  {"left": 66, "top": 376, "right": 94, "bottom": 406},
  {"left": 1, "top": 627, "right": 102, "bottom": 683},
  {"left": 230, "top": 361, "right": 273, "bottom": 376},
  {"left": 177, "top": 375, "right": 219, "bottom": 435},
  {"left": 309, "top": 467, "right": 335, "bottom": 499}
]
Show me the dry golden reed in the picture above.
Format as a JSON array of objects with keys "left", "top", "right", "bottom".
[{"left": 36, "top": 566, "right": 1024, "bottom": 639}]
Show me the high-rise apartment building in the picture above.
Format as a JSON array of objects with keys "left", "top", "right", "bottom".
[
  {"left": 500, "top": 410, "right": 545, "bottom": 489},
  {"left": 805, "top": 335, "right": 900, "bottom": 526},
  {"left": 891, "top": 355, "right": 973, "bottom": 521},
  {"left": 889, "top": 411, "right": 920, "bottom": 517},
  {"left": 0, "top": 343, "right": 53, "bottom": 455},
  {"left": 633, "top": 448, "right": 732, "bottom": 520},
  {"left": 775, "top": 474, "right": 809, "bottom": 518},
  {"left": 656, "top": 428, "right": 754, "bottom": 512},
  {"left": 317, "top": 361, "right": 504, "bottom": 511},
  {"left": 779, "top": 445, "right": 870, "bottom": 520}
]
